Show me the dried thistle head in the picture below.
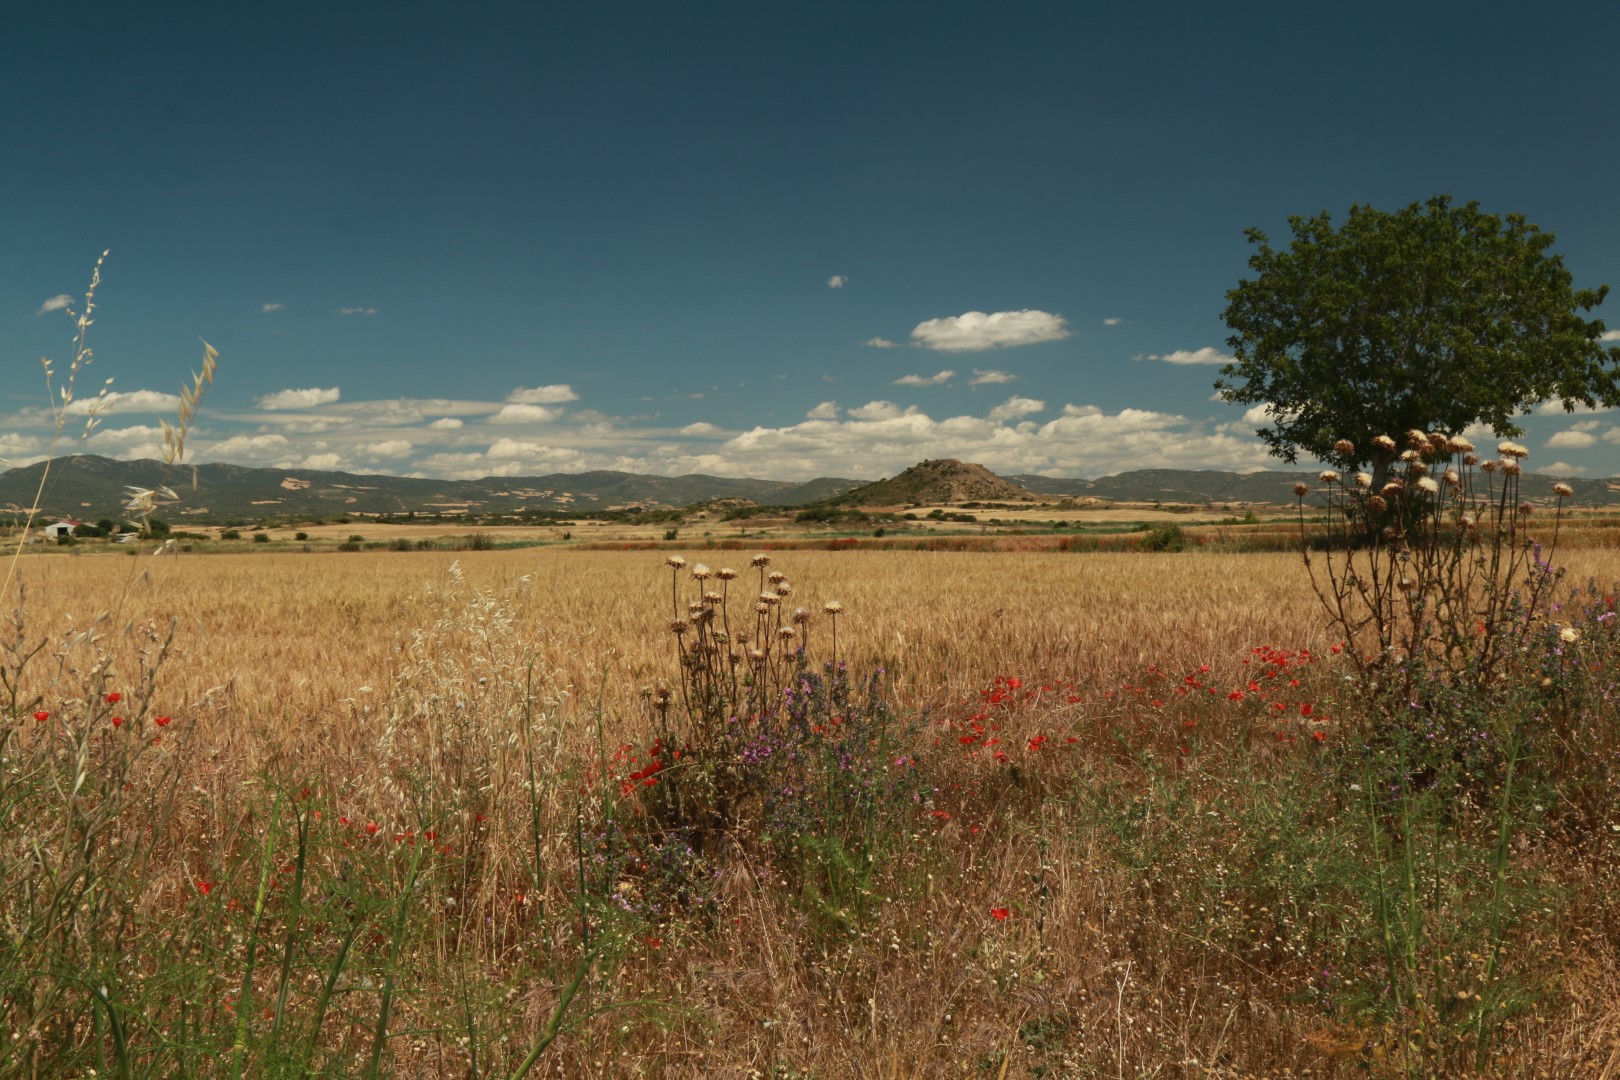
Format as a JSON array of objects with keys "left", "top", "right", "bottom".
[
  {"left": 666, "top": 555, "right": 687, "bottom": 570},
  {"left": 1354, "top": 472, "right": 1372, "bottom": 489},
  {"left": 1318, "top": 470, "right": 1340, "bottom": 484},
  {"left": 669, "top": 618, "right": 690, "bottom": 636},
  {"left": 750, "top": 554, "right": 771, "bottom": 568},
  {"left": 1406, "top": 429, "right": 1429, "bottom": 451},
  {"left": 1448, "top": 436, "right": 1475, "bottom": 455},
  {"left": 1497, "top": 440, "right": 1529, "bottom": 459},
  {"left": 1502, "top": 460, "right": 1523, "bottom": 476},
  {"left": 1292, "top": 482, "right": 1310, "bottom": 498},
  {"left": 690, "top": 563, "right": 712, "bottom": 580},
  {"left": 822, "top": 600, "right": 844, "bottom": 616},
  {"left": 1416, "top": 477, "right": 1439, "bottom": 494},
  {"left": 1368, "top": 495, "right": 1388, "bottom": 513},
  {"left": 1332, "top": 438, "right": 1356, "bottom": 457},
  {"left": 716, "top": 567, "right": 739, "bottom": 581},
  {"left": 791, "top": 606, "right": 811, "bottom": 624},
  {"left": 1553, "top": 482, "right": 1574, "bottom": 498}
]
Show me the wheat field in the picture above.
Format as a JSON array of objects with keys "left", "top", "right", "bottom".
[{"left": 6, "top": 543, "right": 1620, "bottom": 1077}]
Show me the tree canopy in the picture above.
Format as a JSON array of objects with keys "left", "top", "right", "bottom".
[{"left": 1217, "top": 195, "right": 1620, "bottom": 471}]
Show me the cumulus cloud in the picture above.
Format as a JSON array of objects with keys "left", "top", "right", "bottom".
[
  {"left": 489, "top": 403, "right": 560, "bottom": 424},
  {"left": 1141, "top": 347, "right": 1234, "bottom": 365},
  {"left": 681, "top": 421, "right": 722, "bottom": 436},
  {"left": 969, "top": 369, "right": 1017, "bottom": 386},
  {"left": 1103, "top": 317, "right": 1122, "bottom": 326},
  {"left": 38, "top": 294, "right": 73, "bottom": 315},
  {"left": 894, "top": 370, "right": 954, "bottom": 386},
  {"left": 63, "top": 389, "right": 182, "bottom": 416},
  {"left": 847, "top": 401, "right": 917, "bottom": 422},
  {"left": 827, "top": 275, "right": 848, "bottom": 289},
  {"left": 862, "top": 337, "right": 900, "bottom": 349},
  {"left": 201, "top": 433, "right": 292, "bottom": 462},
  {"left": 87, "top": 424, "right": 166, "bottom": 460},
  {"left": 335, "top": 307, "right": 377, "bottom": 316},
  {"left": 506, "top": 385, "right": 579, "bottom": 405},
  {"left": 428, "top": 417, "right": 463, "bottom": 430},
  {"left": 261, "top": 302, "right": 284, "bottom": 313},
  {"left": 987, "top": 396, "right": 1046, "bottom": 422},
  {"left": 1542, "top": 461, "right": 1586, "bottom": 475},
  {"left": 284, "top": 452, "right": 344, "bottom": 470},
  {"left": 909, "top": 309, "right": 1070, "bottom": 352},
  {"left": 1602, "top": 330, "right": 1620, "bottom": 342},
  {"left": 1547, "top": 430, "right": 1598, "bottom": 449},
  {"left": 806, "top": 401, "right": 840, "bottom": 420},
  {"left": 359, "top": 439, "right": 413, "bottom": 457},
  {"left": 257, "top": 387, "right": 341, "bottom": 410}
]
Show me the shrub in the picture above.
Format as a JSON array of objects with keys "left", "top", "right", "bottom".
[
  {"left": 1141, "top": 523, "right": 1186, "bottom": 552},
  {"left": 219, "top": 529, "right": 242, "bottom": 541},
  {"left": 252, "top": 532, "right": 270, "bottom": 544},
  {"left": 294, "top": 532, "right": 308, "bottom": 541}
]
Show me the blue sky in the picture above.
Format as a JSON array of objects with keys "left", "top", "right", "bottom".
[{"left": 5, "top": 1, "right": 1619, "bottom": 482}]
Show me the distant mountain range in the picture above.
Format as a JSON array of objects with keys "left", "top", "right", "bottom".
[{"left": 1, "top": 455, "right": 1612, "bottom": 523}]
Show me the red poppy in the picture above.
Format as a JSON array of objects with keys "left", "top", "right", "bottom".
[
  {"left": 33, "top": 710, "right": 48, "bottom": 722},
  {"left": 365, "top": 821, "right": 380, "bottom": 836},
  {"left": 990, "top": 907, "right": 1010, "bottom": 921},
  {"left": 105, "top": 692, "right": 121, "bottom": 704},
  {"left": 111, "top": 716, "right": 124, "bottom": 728},
  {"left": 195, "top": 880, "right": 213, "bottom": 895},
  {"left": 155, "top": 715, "right": 172, "bottom": 727}
]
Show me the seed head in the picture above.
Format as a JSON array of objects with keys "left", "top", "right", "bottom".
[
  {"left": 1368, "top": 495, "right": 1388, "bottom": 512},
  {"left": 1427, "top": 432, "right": 1450, "bottom": 451},
  {"left": 1481, "top": 459, "right": 1499, "bottom": 473},
  {"left": 1448, "top": 437, "right": 1475, "bottom": 454},
  {"left": 1406, "top": 429, "right": 1429, "bottom": 450},
  {"left": 776, "top": 626, "right": 799, "bottom": 642},
  {"left": 703, "top": 591, "right": 724, "bottom": 606},
  {"left": 1318, "top": 470, "right": 1340, "bottom": 484},
  {"left": 767, "top": 570, "right": 787, "bottom": 584},
  {"left": 1381, "top": 480, "right": 1404, "bottom": 497},
  {"left": 669, "top": 618, "right": 690, "bottom": 636},
  {"left": 792, "top": 606, "right": 811, "bottom": 624},
  {"left": 1332, "top": 438, "right": 1356, "bottom": 457},
  {"left": 823, "top": 600, "right": 844, "bottom": 616},
  {"left": 1517, "top": 501, "right": 1534, "bottom": 516},
  {"left": 750, "top": 554, "right": 771, "bottom": 568},
  {"left": 690, "top": 563, "right": 712, "bottom": 580},
  {"left": 1497, "top": 440, "right": 1529, "bottom": 459},
  {"left": 1502, "top": 460, "right": 1522, "bottom": 476},
  {"left": 1292, "top": 482, "right": 1310, "bottom": 498},
  {"left": 1443, "top": 468, "right": 1460, "bottom": 487},
  {"left": 1372, "top": 434, "right": 1397, "bottom": 453},
  {"left": 758, "top": 593, "right": 780, "bottom": 607},
  {"left": 665, "top": 555, "right": 687, "bottom": 569},
  {"left": 1561, "top": 626, "right": 1581, "bottom": 644},
  {"left": 775, "top": 583, "right": 793, "bottom": 597},
  {"left": 1553, "top": 482, "right": 1574, "bottom": 498},
  {"left": 1400, "top": 449, "right": 1421, "bottom": 463},
  {"left": 1416, "top": 477, "right": 1439, "bottom": 494},
  {"left": 1354, "top": 472, "right": 1372, "bottom": 489},
  {"left": 716, "top": 567, "right": 739, "bottom": 581}
]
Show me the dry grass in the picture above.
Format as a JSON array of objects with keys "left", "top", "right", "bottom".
[{"left": 6, "top": 545, "right": 1620, "bottom": 1077}]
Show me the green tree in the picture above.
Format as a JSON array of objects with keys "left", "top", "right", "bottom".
[{"left": 1217, "top": 196, "right": 1619, "bottom": 478}]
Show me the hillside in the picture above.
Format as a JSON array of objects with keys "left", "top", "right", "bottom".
[{"left": 834, "top": 459, "right": 1037, "bottom": 506}]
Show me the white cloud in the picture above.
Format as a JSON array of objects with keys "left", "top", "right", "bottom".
[
  {"left": 489, "top": 403, "right": 560, "bottom": 424},
  {"left": 806, "top": 401, "right": 840, "bottom": 420},
  {"left": 681, "top": 421, "right": 722, "bottom": 436},
  {"left": 1103, "top": 317, "right": 1122, "bottom": 326},
  {"left": 427, "top": 417, "right": 463, "bottom": 430},
  {"left": 87, "top": 424, "right": 166, "bottom": 460},
  {"left": 1601, "top": 330, "right": 1620, "bottom": 342},
  {"left": 1542, "top": 461, "right": 1586, "bottom": 475},
  {"left": 988, "top": 396, "right": 1046, "bottom": 422},
  {"left": 283, "top": 452, "right": 344, "bottom": 470},
  {"left": 258, "top": 387, "right": 341, "bottom": 410},
  {"left": 827, "top": 275, "right": 848, "bottom": 289},
  {"left": 63, "top": 389, "right": 182, "bottom": 416},
  {"left": 261, "top": 302, "right": 284, "bottom": 313},
  {"left": 847, "top": 401, "right": 917, "bottom": 422},
  {"left": 38, "top": 294, "right": 73, "bottom": 315},
  {"left": 201, "top": 433, "right": 292, "bottom": 462},
  {"left": 1547, "top": 430, "right": 1598, "bottom": 449},
  {"left": 862, "top": 336, "right": 900, "bottom": 349},
  {"left": 1141, "top": 347, "right": 1234, "bottom": 366},
  {"left": 909, "top": 309, "right": 1070, "bottom": 352},
  {"left": 335, "top": 307, "right": 377, "bottom": 316},
  {"left": 506, "top": 385, "right": 579, "bottom": 405},
  {"left": 969, "top": 369, "right": 1017, "bottom": 385},
  {"left": 359, "top": 439, "right": 413, "bottom": 458},
  {"left": 894, "top": 370, "right": 954, "bottom": 386}
]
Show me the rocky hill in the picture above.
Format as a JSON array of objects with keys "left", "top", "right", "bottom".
[{"left": 835, "top": 459, "right": 1038, "bottom": 506}]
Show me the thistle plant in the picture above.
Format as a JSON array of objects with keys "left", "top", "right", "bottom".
[{"left": 1297, "top": 430, "right": 1569, "bottom": 703}]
